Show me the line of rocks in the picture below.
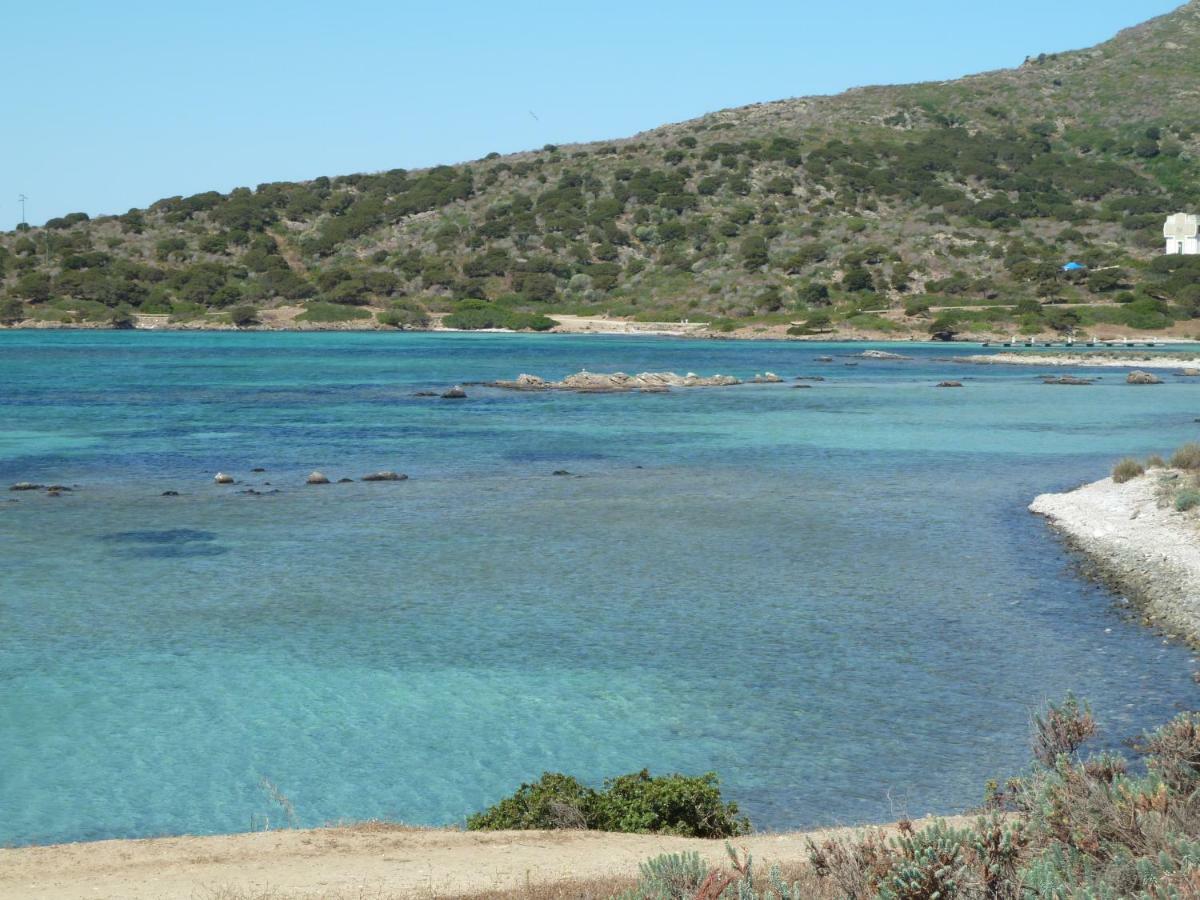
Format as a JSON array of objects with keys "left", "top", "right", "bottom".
[{"left": 211, "top": 470, "right": 408, "bottom": 487}]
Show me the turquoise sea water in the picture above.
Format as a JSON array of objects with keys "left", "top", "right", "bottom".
[{"left": 1, "top": 331, "right": 1198, "bottom": 847}]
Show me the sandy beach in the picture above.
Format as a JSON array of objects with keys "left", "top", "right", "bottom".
[
  {"left": 960, "top": 351, "right": 1200, "bottom": 370},
  {"left": 0, "top": 817, "right": 969, "bottom": 900},
  {"left": 1030, "top": 472, "right": 1200, "bottom": 644}
]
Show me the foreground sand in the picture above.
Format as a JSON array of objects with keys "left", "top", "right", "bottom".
[
  {"left": 0, "top": 817, "right": 970, "bottom": 900},
  {"left": 1030, "top": 472, "right": 1200, "bottom": 643}
]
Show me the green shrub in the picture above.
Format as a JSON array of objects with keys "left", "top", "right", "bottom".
[
  {"left": 467, "top": 770, "right": 748, "bottom": 838},
  {"left": 592, "top": 771, "right": 749, "bottom": 838},
  {"left": 1146, "top": 455, "right": 1167, "bottom": 469},
  {"left": 378, "top": 301, "right": 430, "bottom": 330},
  {"left": 296, "top": 302, "right": 371, "bottom": 323},
  {"left": 466, "top": 773, "right": 595, "bottom": 831},
  {"left": 443, "top": 301, "right": 554, "bottom": 331},
  {"left": 1175, "top": 489, "right": 1200, "bottom": 512},
  {"left": 1111, "top": 458, "right": 1145, "bottom": 483},
  {"left": 1171, "top": 443, "right": 1200, "bottom": 470},
  {"left": 228, "top": 305, "right": 260, "bottom": 327}
]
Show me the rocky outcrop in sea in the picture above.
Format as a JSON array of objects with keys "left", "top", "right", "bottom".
[{"left": 489, "top": 371, "right": 743, "bottom": 393}]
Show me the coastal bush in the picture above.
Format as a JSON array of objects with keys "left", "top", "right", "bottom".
[
  {"left": 1146, "top": 454, "right": 1167, "bottom": 469},
  {"left": 378, "top": 301, "right": 430, "bottom": 330},
  {"left": 466, "top": 773, "right": 597, "bottom": 831},
  {"left": 228, "top": 304, "right": 259, "bottom": 327},
  {"left": 296, "top": 302, "right": 371, "bottom": 323},
  {"left": 1175, "top": 489, "right": 1200, "bottom": 512},
  {"left": 1111, "top": 458, "right": 1145, "bottom": 483},
  {"left": 443, "top": 302, "right": 554, "bottom": 332},
  {"left": 467, "top": 770, "right": 748, "bottom": 838},
  {"left": 1170, "top": 443, "right": 1200, "bottom": 470}
]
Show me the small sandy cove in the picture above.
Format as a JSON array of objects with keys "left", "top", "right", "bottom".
[
  {"left": 0, "top": 817, "right": 970, "bottom": 900},
  {"left": 961, "top": 351, "right": 1200, "bottom": 370}
]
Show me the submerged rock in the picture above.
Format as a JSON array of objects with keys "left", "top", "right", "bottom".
[
  {"left": 251, "top": 467, "right": 267, "bottom": 473},
  {"left": 817, "top": 356, "right": 834, "bottom": 363},
  {"left": 161, "top": 491, "right": 180, "bottom": 497},
  {"left": 441, "top": 386, "right": 468, "bottom": 399},
  {"left": 412, "top": 391, "right": 439, "bottom": 397},
  {"left": 306, "top": 471, "right": 331, "bottom": 485},
  {"left": 491, "top": 371, "right": 741, "bottom": 393},
  {"left": 794, "top": 376, "right": 826, "bottom": 382},
  {"left": 937, "top": 381, "right": 964, "bottom": 388},
  {"left": 1043, "top": 376, "right": 1095, "bottom": 386},
  {"left": 552, "top": 470, "right": 572, "bottom": 476},
  {"left": 793, "top": 384, "right": 813, "bottom": 389},
  {"left": 362, "top": 471, "right": 408, "bottom": 482},
  {"left": 337, "top": 478, "right": 355, "bottom": 483},
  {"left": 1127, "top": 370, "right": 1163, "bottom": 385},
  {"left": 213, "top": 472, "right": 235, "bottom": 485}
]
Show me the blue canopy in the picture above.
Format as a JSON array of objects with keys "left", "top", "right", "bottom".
[{"left": 1062, "top": 261, "right": 1086, "bottom": 272}]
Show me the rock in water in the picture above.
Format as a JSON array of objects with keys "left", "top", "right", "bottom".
[
  {"left": 9, "top": 482, "right": 44, "bottom": 491},
  {"left": 362, "top": 472, "right": 407, "bottom": 482},
  {"left": 1180, "top": 369, "right": 1200, "bottom": 377},
  {"left": 752, "top": 372, "right": 784, "bottom": 383},
  {"left": 490, "top": 371, "right": 741, "bottom": 393},
  {"left": 858, "top": 350, "right": 910, "bottom": 360},
  {"left": 306, "top": 471, "right": 331, "bottom": 485},
  {"left": 213, "top": 473, "right": 235, "bottom": 484},
  {"left": 1043, "top": 376, "right": 1094, "bottom": 386},
  {"left": 442, "top": 386, "right": 468, "bottom": 399},
  {"left": 937, "top": 381, "right": 964, "bottom": 388},
  {"left": 1127, "top": 370, "right": 1163, "bottom": 385}
]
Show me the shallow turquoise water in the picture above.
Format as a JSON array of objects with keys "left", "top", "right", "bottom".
[{"left": 1, "top": 331, "right": 1198, "bottom": 846}]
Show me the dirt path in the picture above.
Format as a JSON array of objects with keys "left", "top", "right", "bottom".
[{"left": 0, "top": 817, "right": 967, "bottom": 900}]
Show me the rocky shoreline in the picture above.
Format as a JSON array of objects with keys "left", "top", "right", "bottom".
[{"left": 1030, "top": 473, "right": 1200, "bottom": 644}]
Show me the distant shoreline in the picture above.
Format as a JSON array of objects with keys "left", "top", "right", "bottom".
[{"left": 5, "top": 319, "right": 1200, "bottom": 348}]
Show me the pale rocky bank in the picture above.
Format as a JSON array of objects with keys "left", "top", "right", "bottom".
[{"left": 1030, "top": 472, "right": 1200, "bottom": 643}]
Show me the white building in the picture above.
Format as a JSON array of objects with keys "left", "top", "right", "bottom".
[{"left": 1164, "top": 213, "right": 1200, "bottom": 255}]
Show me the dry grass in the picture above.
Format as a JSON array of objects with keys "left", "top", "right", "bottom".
[
  {"left": 1112, "top": 458, "right": 1145, "bottom": 483},
  {"left": 1171, "top": 443, "right": 1200, "bottom": 471}
]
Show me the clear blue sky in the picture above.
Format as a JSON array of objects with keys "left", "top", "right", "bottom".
[{"left": 1, "top": 0, "right": 1181, "bottom": 230}]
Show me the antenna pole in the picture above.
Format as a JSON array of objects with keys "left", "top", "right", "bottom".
[{"left": 17, "top": 194, "right": 27, "bottom": 226}]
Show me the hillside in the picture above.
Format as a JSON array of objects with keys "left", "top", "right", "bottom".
[{"left": 2, "top": 2, "right": 1200, "bottom": 338}]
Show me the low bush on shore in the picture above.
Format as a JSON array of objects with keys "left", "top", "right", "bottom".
[
  {"left": 1170, "top": 443, "right": 1200, "bottom": 470},
  {"left": 296, "top": 301, "right": 372, "bottom": 323},
  {"left": 1112, "top": 458, "right": 1145, "bottom": 483},
  {"left": 466, "top": 770, "right": 749, "bottom": 838},
  {"left": 619, "top": 698, "right": 1200, "bottom": 899},
  {"left": 443, "top": 301, "right": 555, "bottom": 332},
  {"left": 1176, "top": 489, "right": 1200, "bottom": 512}
]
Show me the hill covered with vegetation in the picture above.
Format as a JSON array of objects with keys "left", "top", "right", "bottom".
[{"left": 3, "top": 2, "right": 1200, "bottom": 337}]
